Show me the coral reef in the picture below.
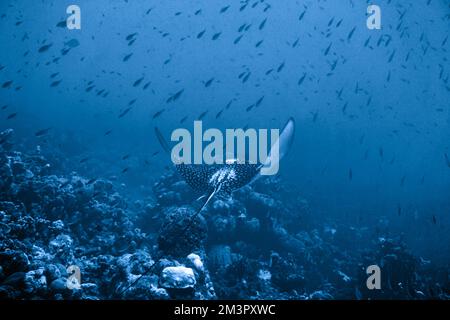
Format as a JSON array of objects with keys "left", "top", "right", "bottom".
[{"left": 0, "top": 129, "right": 449, "bottom": 300}]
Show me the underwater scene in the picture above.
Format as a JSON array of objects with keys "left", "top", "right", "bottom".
[{"left": 0, "top": 0, "right": 449, "bottom": 301}]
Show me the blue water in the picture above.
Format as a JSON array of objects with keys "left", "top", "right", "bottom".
[{"left": 0, "top": 0, "right": 449, "bottom": 299}]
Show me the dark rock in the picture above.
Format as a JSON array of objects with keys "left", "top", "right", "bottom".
[
  {"left": 0, "top": 250, "right": 29, "bottom": 276},
  {"left": 158, "top": 206, "right": 207, "bottom": 257}
]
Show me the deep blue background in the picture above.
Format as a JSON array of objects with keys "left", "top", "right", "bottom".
[{"left": 0, "top": 0, "right": 449, "bottom": 265}]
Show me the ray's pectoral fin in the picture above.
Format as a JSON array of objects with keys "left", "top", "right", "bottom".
[{"left": 258, "top": 117, "right": 295, "bottom": 176}]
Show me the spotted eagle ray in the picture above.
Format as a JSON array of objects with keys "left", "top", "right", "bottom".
[
  {"left": 155, "top": 117, "right": 295, "bottom": 213},
  {"left": 117, "top": 118, "right": 295, "bottom": 296}
]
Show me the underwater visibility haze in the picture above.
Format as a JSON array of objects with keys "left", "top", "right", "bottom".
[{"left": 0, "top": 0, "right": 449, "bottom": 300}]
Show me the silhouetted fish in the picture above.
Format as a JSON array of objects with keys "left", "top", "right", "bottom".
[
  {"left": 56, "top": 20, "right": 66, "bottom": 28},
  {"left": 35, "top": 127, "right": 52, "bottom": 137},
  {"left": 212, "top": 32, "right": 221, "bottom": 40},
  {"left": 197, "top": 30, "right": 206, "bottom": 39},
  {"left": 38, "top": 43, "right": 52, "bottom": 53},
  {"left": 152, "top": 109, "right": 165, "bottom": 119},
  {"left": 197, "top": 110, "right": 208, "bottom": 120},
  {"left": 7, "top": 112, "right": 17, "bottom": 119},
  {"left": 204, "top": 78, "right": 214, "bottom": 87},
  {"left": 65, "top": 39, "right": 79, "bottom": 48},
  {"left": 2, "top": 80, "right": 13, "bottom": 88},
  {"left": 123, "top": 53, "right": 133, "bottom": 62},
  {"left": 50, "top": 80, "right": 62, "bottom": 87},
  {"left": 118, "top": 107, "right": 132, "bottom": 118},
  {"left": 444, "top": 153, "right": 450, "bottom": 168}
]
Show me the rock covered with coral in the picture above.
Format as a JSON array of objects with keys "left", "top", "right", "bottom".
[{"left": 0, "top": 128, "right": 449, "bottom": 300}]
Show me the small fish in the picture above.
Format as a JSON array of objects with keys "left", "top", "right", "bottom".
[
  {"left": 312, "top": 111, "right": 318, "bottom": 122},
  {"left": 152, "top": 109, "right": 165, "bottom": 119},
  {"left": 259, "top": 18, "right": 267, "bottom": 30},
  {"left": 56, "top": 20, "right": 66, "bottom": 28},
  {"left": 104, "top": 130, "right": 112, "bottom": 136},
  {"left": 197, "top": 110, "right": 208, "bottom": 120},
  {"left": 61, "top": 48, "right": 71, "bottom": 56},
  {"left": 65, "top": 39, "right": 80, "bottom": 48},
  {"left": 204, "top": 78, "right": 214, "bottom": 87},
  {"left": 212, "top": 32, "right": 222, "bottom": 40},
  {"left": 324, "top": 43, "right": 332, "bottom": 56},
  {"left": 238, "top": 23, "right": 246, "bottom": 32},
  {"left": 122, "top": 154, "right": 131, "bottom": 160},
  {"left": 255, "top": 96, "right": 265, "bottom": 107},
  {"left": 123, "top": 53, "right": 133, "bottom": 62},
  {"left": 298, "top": 11, "right": 306, "bottom": 21},
  {"left": 169, "top": 89, "right": 184, "bottom": 102},
  {"left": 126, "top": 33, "right": 137, "bottom": 41},
  {"left": 143, "top": 82, "right": 151, "bottom": 90},
  {"left": 328, "top": 17, "right": 335, "bottom": 27},
  {"left": 2, "top": 80, "right": 13, "bottom": 88},
  {"left": 388, "top": 50, "right": 396, "bottom": 63},
  {"left": 79, "top": 157, "right": 90, "bottom": 163},
  {"left": 347, "top": 27, "right": 356, "bottom": 41},
  {"left": 220, "top": 5, "right": 230, "bottom": 13},
  {"left": 7, "top": 112, "right": 17, "bottom": 119},
  {"left": 400, "top": 175, "right": 406, "bottom": 186},
  {"left": 118, "top": 107, "right": 132, "bottom": 118},
  {"left": 50, "top": 80, "right": 62, "bottom": 87},
  {"left": 121, "top": 167, "right": 130, "bottom": 174},
  {"left": 133, "top": 77, "right": 144, "bottom": 87},
  {"left": 197, "top": 29, "right": 206, "bottom": 39},
  {"left": 242, "top": 72, "right": 251, "bottom": 83},
  {"left": 35, "top": 127, "right": 52, "bottom": 137},
  {"left": 38, "top": 43, "right": 53, "bottom": 53},
  {"left": 234, "top": 35, "right": 243, "bottom": 44},
  {"left": 432, "top": 215, "right": 437, "bottom": 225},
  {"left": 348, "top": 169, "right": 353, "bottom": 180},
  {"left": 441, "top": 153, "right": 450, "bottom": 168},
  {"left": 277, "top": 62, "right": 285, "bottom": 72},
  {"left": 225, "top": 100, "right": 233, "bottom": 109}
]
